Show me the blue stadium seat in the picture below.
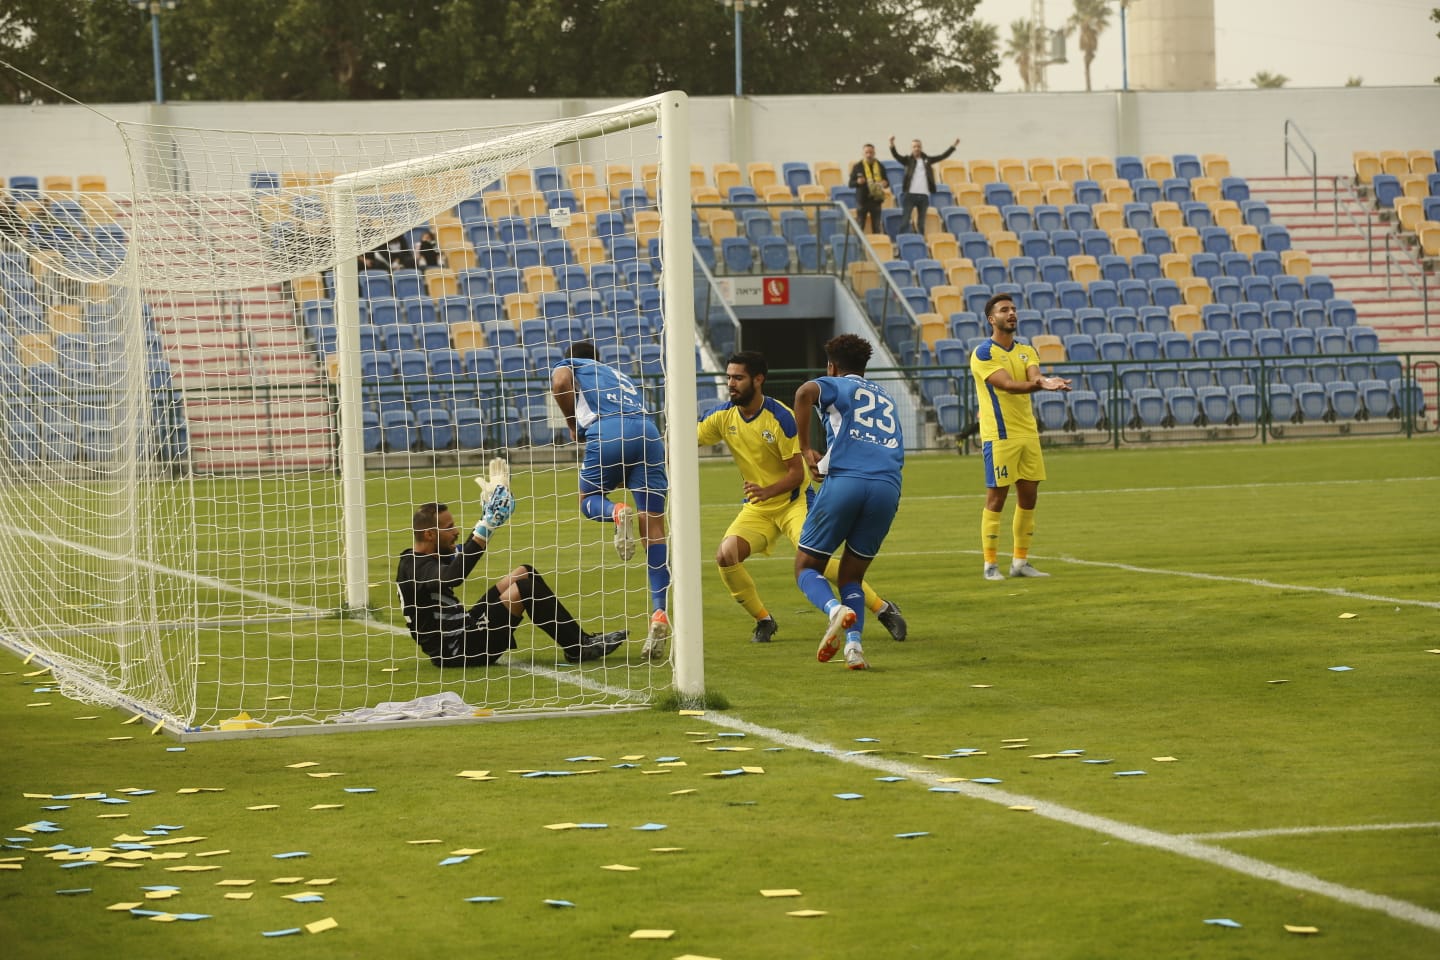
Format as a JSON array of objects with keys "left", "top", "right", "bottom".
[
  {"left": 1220, "top": 177, "right": 1250, "bottom": 202},
  {"left": 1173, "top": 154, "right": 1203, "bottom": 179},
  {"left": 1149, "top": 279, "right": 1181, "bottom": 309},
  {"left": 415, "top": 408, "right": 454, "bottom": 450},
  {"left": 1127, "top": 332, "right": 1160, "bottom": 361},
  {"left": 782, "top": 162, "right": 812, "bottom": 193},
  {"left": 1253, "top": 328, "right": 1284, "bottom": 358},
  {"left": 1164, "top": 386, "right": 1199, "bottom": 426},
  {"left": 1035, "top": 392, "right": 1068, "bottom": 431},
  {"left": 1080, "top": 230, "right": 1111, "bottom": 257},
  {"left": 1326, "top": 299, "right": 1357, "bottom": 328},
  {"left": 1019, "top": 231, "right": 1050, "bottom": 259},
  {"left": 1132, "top": 178, "right": 1161, "bottom": 204},
  {"left": 948, "top": 314, "right": 983, "bottom": 342},
  {"left": 1325, "top": 381, "right": 1360, "bottom": 420},
  {"left": 1158, "top": 331, "right": 1190, "bottom": 360},
  {"left": 1372, "top": 174, "right": 1402, "bottom": 208},
  {"left": 1162, "top": 178, "right": 1192, "bottom": 203},
  {"left": 1132, "top": 387, "right": 1165, "bottom": 427},
  {"left": 1024, "top": 281, "right": 1056, "bottom": 312},
  {"left": 1097, "top": 254, "right": 1129, "bottom": 282},
  {"left": 1073, "top": 181, "right": 1103, "bottom": 206},
  {"left": 1118, "top": 279, "right": 1149, "bottom": 309},
  {"left": 1210, "top": 276, "right": 1241, "bottom": 306},
  {"left": 1182, "top": 202, "right": 1213, "bottom": 229},
  {"left": 1266, "top": 382, "right": 1296, "bottom": 423},
  {"left": 942, "top": 206, "right": 973, "bottom": 236},
  {"left": 1221, "top": 329, "right": 1255, "bottom": 358},
  {"left": 934, "top": 394, "right": 963, "bottom": 435},
  {"left": 1294, "top": 382, "right": 1326, "bottom": 421},
  {"left": 1002, "top": 204, "right": 1032, "bottom": 233},
  {"left": 1131, "top": 255, "right": 1162, "bottom": 281},
  {"left": 1034, "top": 255, "right": 1067, "bottom": 284},
  {"left": 1050, "top": 230, "right": 1082, "bottom": 260},
  {"left": 1063, "top": 334, "right": 1097, "bottom": 362},
  {"left": 1391, "top": 378, "right": 1426, "bottom": 418},
  {"left": 1262, "top": 301, "right": 1295, "bottom": 330},
  {"left": 1078, "top": 307, "right": 1110, "bottom": 337},
  {"left": 381, "top": 409, "right": 415, "bottom": 452},
  {"left": 1088, "top": 280, "right": 1119, "bottom": 310},
  {"left": 1240, "top": 275, "right": 1273, "bottom": 303},
  {"left": 1346, "top": 325, "right": 1379, "bottom": 353},
  {"left": 1260, "top": 225, "right": 1292, "bottom": 252},
  {"left": 1095, "top": 331, "right": 1126, "bottom": 361},
  {"left": 1124, "top": 202, "right": 1153, "bottom": 231},
  {"left": 1033, "top": 204, "right": 1063, "bottom": 232},
  {"left": 1219, "top": 251, "right": 1250, "bottom": 278},
  {"left": 1197, "top": 385, "right": 1231, "bottom": 425},
  {"left": 1139, "top": 228, "right": 1171, "bottom": 256},
  {"left": 1239, "top": 200, "right": 1271, "bottom": 226},
  {"left": 721, "top": 237, "right": 753, "bottom": 273},
  {"left": 983, "top": 182, "right": 1014, "bottom": 207},
  {"left": 1115, "top": 155, "right": 1144, "bottom": 182},
  {"left": 1189, "top": 252, "right": 1220, "bottom": 280},
  {"left": 1044, "top": 308, "right": 1077, "bottom": 338},
  {"left": 758, "top": 236, "right": 790, "bottom": 272},
  {"left": 1355, "top": 379, "right": 1390, "bottom": 419},
  {"left": 1200, "top": 226, "right": 1232, "bottom": 254}
]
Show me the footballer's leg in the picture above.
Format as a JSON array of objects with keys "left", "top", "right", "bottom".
[
  {"left": 835, "top": 481, "right": 899, "bottom": 670},
  {"left": 1009, "top": 442, "right": 1049, "bottom": 578},
  {"left": 633, "top": 431, "right": 672, "bottom": 660},
  {"left": 577, "top": 430, "right": 635, "bottom": 560},
  {"left": 716, "top": 507, "right": 780, "bottom": 643},
  {"left": 795, "top": 482, "right": 851, "bottom": 663},
  {"left": 981, "top": 440, "right": 1011, "bottom": 581}
]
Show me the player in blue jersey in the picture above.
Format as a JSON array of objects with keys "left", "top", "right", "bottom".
[
  {"left": 792, "top": 334, "right": 905, "bottom": 671},
  {"left": 551, "top": 341, "right": 670, "bottom": 659}
]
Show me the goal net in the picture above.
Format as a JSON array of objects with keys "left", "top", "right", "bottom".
[{"left": 0, "top": 93, "right": 703, "bottom": 736}]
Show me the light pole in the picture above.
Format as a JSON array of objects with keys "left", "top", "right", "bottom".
[
  {"left": 728, "top": 0, "right": 745, "bottom": 97},
  {"left": 128, "top": 0, "right": 179, "bottom": 104},
  {"left": 1119, "top": 0, "right": 1129, "bottom": 92}
]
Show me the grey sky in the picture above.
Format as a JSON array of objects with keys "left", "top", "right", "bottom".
[{"left": 974, "top": 0, "right": 1439, "bottom": 91}]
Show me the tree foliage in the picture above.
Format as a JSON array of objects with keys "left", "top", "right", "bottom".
[
  {"left": 1005, "top": 18, "right": 1037, "bottom": 92},
  {"left": 0, "top": 0, "right": 999, "bottom": 104},
  {"left": 1065, "top": 0, "right": 1111, "bottom": 93},
  {"left": 1250, "top": 70, "right": 1289, "bottom": 89}
]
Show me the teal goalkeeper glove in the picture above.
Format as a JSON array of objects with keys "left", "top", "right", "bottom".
[{"left": 472, "top": 484, "right": 514, "bottom": 541}]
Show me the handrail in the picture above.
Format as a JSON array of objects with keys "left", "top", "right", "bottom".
[
  {"left": 1382, "top": 233, "right": 1432, "bottom": 335},
  {"left": 1283, "top": 118, "right": 1320, "bottom": 206},
  {"left": 1332, "top": 175, "right": 1375, "bottom": 264},
  {"left": 690, "top": 246, "right": 743, "bottom": 355}
]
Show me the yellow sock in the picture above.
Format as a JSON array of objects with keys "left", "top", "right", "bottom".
[
  {"left": 717, "top": 562, "right": 768, "bottom": 621},
  {"left": 1012, "top": 507, "right": 1036, "bottom": 561},
  {"left": 821, "top": 557, "right": 885, "bottom": 611},
  {"left": 981, "top": 509, "right": 1003, "bottom": 563}
]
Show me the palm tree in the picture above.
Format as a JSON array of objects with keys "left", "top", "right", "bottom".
[
  {"left": 1066, "top": 0, "right": 1112, "bottom": 92},
  {"left": 1006, "top": 19, "right": 1037, "bottom": 91},
  {"left": 1251, "top": 70, "right": 1289, "bottom": 89}
]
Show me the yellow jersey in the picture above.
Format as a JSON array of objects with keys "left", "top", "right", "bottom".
[
  {"left": 969, "top": 338, "right": 1040, "bottom": 441},
  {"left": 697, "top": 396, "right": 803, "bottom": 506}
]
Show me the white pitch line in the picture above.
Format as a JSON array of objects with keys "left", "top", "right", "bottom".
[
  {"left": 1182, "top": 822, "right": 1440, "bottom": 841},
  {"left": 698, "top": 713, "right": 1440, "bottom": 933}
]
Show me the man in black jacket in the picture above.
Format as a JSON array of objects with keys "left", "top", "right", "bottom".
[
  {"left": 396, "top": 494, "right": 626, "bottom": 667},
  {"left": 889, "top": 134, "right": 960, "bottom": 235},
  {"left": 848, "top": 143, "right": 889, "bottom": 235}
]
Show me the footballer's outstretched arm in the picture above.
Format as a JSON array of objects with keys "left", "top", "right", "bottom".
[{"left": 550, "top": 364, "right": 578, "bottom": 440}]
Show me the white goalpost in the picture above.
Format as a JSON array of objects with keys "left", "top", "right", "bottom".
[{"left": 0, "top": 92, "right": 703, "bottom": 737}]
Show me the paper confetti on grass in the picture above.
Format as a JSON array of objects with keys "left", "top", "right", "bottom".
[
  {"left": 261, "top": 928, "right": 302, "bottom": 938},
  {"left": 1152, "top": 757, "right": 1179, "bottom": 763},
  {"left": 650, "top": 847, "right": 684, "bottom": 853},
  {"left": 629, "top": 929, "right": 674, "bottom": 940},
  {"left": 1115, "top": 771, "right": 1147, "bottom": 777},
  {"left": 544, "top": 823, "right": 578, "bottom": 832},
  {"left": 633, "top": 823, "right": 667, "bottom": 831},
  {"left": 1009, "top": 806, "right": 1036, "bottom": 812},
  {"left": 108, "top": 902, "right": 143, "bottom": 911},
  {"left": 438, "top": 856, "right": 470, "bottom": 866},
  {"left": 787, "top": 910, "right": 828, "bottom": 918},
  {"left": 306, "top": 772, "right": 343, "bottom": 779},
  {"left": 456, "top": 771, "right": 494, "bottom": 780},
  {"left": 122, "top": 714, "right": 143, "bottom": 725},
  {"left": 543, "top": 899, "right": 575, "bottom": 908},
  {"left": 670, "top": 789, "right": 696, "bottom": 796},
  {"left": 1284, "top": 925, "right": 1320, "bottom": 935},
  {"left": 343, "top": 787, "right": 376, "bottom": 794},
  {"left": 971, "top": 778, "right": 1003, "bottom": 785},
  {"left": 272, "top": 877, "right": 305, "bottom": 885},
  {"left": 406, "top": 839, "right": 442, "bottom": 845},
  {"left": 1338, "top": 613, "right": 1357, "bottom": 620},
  {"left": 55, "top": 887, "right": 91, "bottom": 896},
  {"left": 286, "top": 761, "right": 318, "bottom": 769},
  {"left": 970, "top": 684, "right": 993, "bottom": 688},
  {"left": 677, "top": 709, "right": 705, "bottom": 716},
  {"left": 1328, "top": 666, "right": 1353, "bottom": 672},
  {"left": 309, "top": 804, "right": 344, "bottom": 811},
  {"left": 895, "top": 832, "right": 929, "bottom": 839},
  {"left": 282, "top": 893, "right": 324, "bottom": 903},
  {"left": 216, "top": 879, "right": 255, "bottom": 887},
  {"left": 875, "top": 776, "right": 906, "bottom": 783},
  {"left": 1267, "top": 680, "right": 1290, "bottom": 684},
  {"left": 1205, "top": 918, "right": 1242, "bottom": 928},
  {"left": 224, "top": 892, "right": 254, "bottom": 901},
  {"left": 834, "top": 793, "right": 864, "bottom": 801},
  {"left": 465, "top": 896, "right": 502, "bottom": 903},
  {"left": 305, "top": 878, "right": 336, "bottom": 886},
  {"left": 272, "top": 851, "right": 309, "bottom": 860},
  {"left": 601, "top": 864, "right": 639, "bottom": 872},
  {"left": 246, "top": 805, "right": 279, "bottom": 811},
  {"left": 760, "top": 889, "right": 802, "bottom": 898}
]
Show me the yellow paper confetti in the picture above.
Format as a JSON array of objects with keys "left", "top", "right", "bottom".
[
  {"left": 26, "top": 702, "right": 51, "bottom": 708},
  {"left": 456, "top": 770, "right": 494, "bottom": 780},
  {"left": 669, "top": 789, "right": 696, "bottom": 796},
  {"left": 74, "top": 716, "right": 100, "bottom": 720},
  {"left": 1337, "top": 613, "right": 1357, "bottom": 620},
  {"left": 305, "top": 917, "right": 339, "bottom": 934},
  {"left": 0, "top": 864, "right": 21, "bottom": 871},
  {"left": 247, "top": 804, "right": 279, "bottom": 811},
  {"left": 195, "top": 850, "right": 230, "bottom": 858},
  {"left": 144, "top": 890, "right": 178, "bottom": 900},
  {"left": 602, "top": 864, "right": 640, "bottom": 872},
  {"left": 677, "top": 709, "right": 705, "bottom": 716},
  {"left": 1284, "top": 925, "right": 1320, "bottom": 935},
  {"left": 97, "top": 814, "right": 129, "bottom": 820},
  {"left": 628, "top": 929, "right": 673, "bottom": 940},
  {"left": 786, "top": 910, "right": 828, "bottom": 918},
  {"left": 619, "top": 755, "right": 645, "bottom": 761},
  {"left": 22, "top": 793, "right": 53, "bottom": 799},
  {"left": 650, "top": 847, "right": 684, "bottom": 853},
  {"left": 165, "top": 865, "right": 220, "bottom": 872},
  {"left": 449, "top": 848, "right": 484, "bottom": 857},
  {"left": 108, "top": 737, "right": 133, "bottom": 742},
  {"left": 223, "top": 892, "right": 254, "bottom": 901},
  {"left": 309, "top": 804, "right": 344, "bottom": 811},
  {"left": 147, "top": 914, "right": 178, "bottom": 923},
  {"left": 267, "top": 695, "right": 291, "bottom": 701},
  {"left": 21, "top": 652, "right": 36, "bottom": 665},
  {"left": 1152, "top": 756, "right": 1179, "bottom": 762},
  {"left": 970, "top": 684, "right": 993, "bottom": 688},
  {"left": 305, "top": 878, "right": 336, "bottom": 886},
  {"left": 1267, "top": 679, "right": 1290, "bottom": 684},
  {"left": 103, "top": 862, "right": 142, "bottom": 869},
  {"left": 271, "top": 877, "right": 304, "bottom": 884},
  {"left": 380, "top": 667, "right": 400, "bottom": 673},
  {"left": 657, "top": 760, "right": 688, "bottom": 767},
  {"left": 107, "top": 902, "right": 143, "bottom": 911},
  {"left": 740, "top": 766, "right": 765, "bottom": 774},
  {"left": 641, "top": 770, "right": 671, "bottom": 775},
  {"left": 1425, "top": 649, "right": 1440, "bottom": 655},
  {"left": 406, "top": 839, "right": 441, "bottom": 845},
  {"left": 150, "top": 720, "right": 165, "bottom": 735},
  {"left": 215, "top": 879, "right": 255, "bottom": 887},
  {"left": 1009, "top": 805, "right": 1036, "bottom": 812},
  {"left": 544, "top": 823, "right": 579, "bottom": 831},
  {"left": 937, "top": 777, "right": 969, "bottom": 784},
  {"left": 286, "top": 761, "right": 319, "bottom": 769},
  {"left": 306, "top": 772, "right": 342, "bottom": 779},
  {"left": 760, "top": 889, "right": 802, "bottom": 898}
]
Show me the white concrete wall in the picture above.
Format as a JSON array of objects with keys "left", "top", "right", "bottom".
[{"left": 2, "top": 87, "right": 1436, "bottom": 192}]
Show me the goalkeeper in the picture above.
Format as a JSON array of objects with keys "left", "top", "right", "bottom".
[
  {"left": 698, "top": 351, "right": 907, "bottom": 645},
  {"left": 396, "top": 472, "right": 626, "bottom": 666}
]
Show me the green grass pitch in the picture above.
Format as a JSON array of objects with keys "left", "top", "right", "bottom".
[{"left": 2, "top": 438, "right": 1437, "bottom": 958}]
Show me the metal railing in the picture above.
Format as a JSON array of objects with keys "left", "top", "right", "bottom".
[
  {"left": 1283, "top": 118, "right": 1321, "bottom": 206},
  {"left": 1382, "top": 233, "right": 1432, "bottom": 335}
]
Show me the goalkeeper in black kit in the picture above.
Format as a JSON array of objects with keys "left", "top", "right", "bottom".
[{"left": 396, "top": 465, "right": 627, "bottom": 666}]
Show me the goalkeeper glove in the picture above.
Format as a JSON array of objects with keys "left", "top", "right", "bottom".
[{"left": 472, "top": 484, "right": 515, "bottom": 541}]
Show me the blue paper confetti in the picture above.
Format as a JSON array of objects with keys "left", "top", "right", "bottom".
[
  {"left": 60, "top": 861, "right": 97, "bottom": 869},
  {"left": 1056, "top": 749, "right": 1085, "bottom": 756},
  {"left": 1115, "top": 770, "right": 1147, "bottom": 777},
  {"left": 41, "top": 805, "right": 69, "bottom": 812},
  {"left": 261, "top": 928, "right": 303, "bottom": 937},
  {"left": 142, "top": 885, "right": 180, "bottom": 892},
  {"left": 895, "top": 832, "right": 930, "bottom": 839},
  {"left": 575, "top": 823, "right": 608, "bottom": 830},
  {"left": 55, "top": 888, "right": 92, "bottom": 896},
  {"left": 1204, "top": 918, "right": 1243, "bottom": 929},
  {"left": 854, "top": 737, "right": 880, "bottom": 743},
  {"left": 717, "top": 732, "right": 745, "bottom": 738},
  {"left": 286, "top": 894, "right": 324, "bottom": 904},
  {"left": 438, "top": 856, "right": 470, "bottom": 866},
  {"left": 98, "top": 797, "right": 129, "bottom": 805},
  {"left": 6, "top": 837, "right": 33, "bottom": 844},
  {"left": 565, "top": 756, "right": 603, "bottom": 762},
  {"left": 522, "top": 771, "right": 573, "bottom": 778},
  {"left": 129, "top": 909, "right": 168, "bottom": 918},
  {"left": 654, "top": 756, "right": 680, "bottom": 763},
  {"left": 763, "top": 747, "right": 785, "bottom": 752},
  {"left": 1328, "top": 666, "right": 1354, "bottom": 672},
  {"left": 632, "top": 823, "right": 667, "bottom": 831},
  {"left": 272, "top": 851, "right": 309, "bottom": 859},
  {"left": 343, "top": 787, "right": 376, "bottom": 794},
  {"left": 929, "top": 786, "right": 964, "bottom": 793},
  {"left": 150, "top": 824, "right": 183, "bottom": 831},
  {"left": 114, "top": 844, "right": 154, "bottom": 851},
  {"left": 173, "top": 913, "right": 211, "bottom": 921},
  {"left": 543, "top": 899, "right": 575, "bottom": 908},
  {"left": 875, "top": 776, "right": 906, "bottom": 783},
  {"left": 611, "top": 763, "right": 638, "bottom": 769},
  {"left": 971, "top": 778, "right": 1003, "bottom": 784},
  {"left": 833, "top": 793, "right": 864, "bottom": 801},
  {"left": 1081, "top": 759, "right": 1115, "bottom": 765},
  {"left": 126, "top": 790, "right": 156, "bottom": 796},
  {"left": 165, "top": 747, "right": 186, "bottom": 753},
  {"left": 465, "top": 896, "right": 502, "bottom": 903}
]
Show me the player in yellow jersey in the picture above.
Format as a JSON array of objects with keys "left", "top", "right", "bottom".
[
  {"left": 698, "top": 351, "right": 907, "bottom": 644},
  {"left": 969, "top": 293, "right": 1071, "bottom": 581}
]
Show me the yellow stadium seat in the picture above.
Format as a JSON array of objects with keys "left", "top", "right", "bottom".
[
  {"left": 927, "top": 233, "right": 959, "bottom": 262},
  {"left": 482, "top": 194, "right": 513, "bottom": 219},
  {"left": 605, "top": 164, "right": 634, "bottom": 200},
  {"left": 951, "top": 182, "right": 984, "bottom": 209},
  {"left": 1143, "top": 155, "right": 1174, "bottom": 181},
  {"left": 503, "top": 170, "right": 533, "bottom": 195},
  {"left": 1152, "top": 201, "right": 1183, "bottom": 231},
  {"left": 866, "top": 234, "right": 895, "bottom": 261},
  {"left": 796, "top": 184, "right": 828, "bottom": 203},
  {"left": 503, "top": 292, "right": 538, "bottom": 323},
  {"left": 1230, "top": 224, "right": 1261, "bottom": 254},
  {"left": 445, "top": 248, "right": 477, "bottom": 270},
  {"left": 280, "top": 171, "right": 322, "bottom": 188},
  {"left": 747, "top": 162, "right": 778, "bottom": 192},
  {"left": 997, "top": 157, "right": 1027, "bottom": 185},
  {"left": 1013, "top": 181, "right": 1044, "bottom": 207},
  {"left": 692, "top": 186, "right": 722, "bottom": 223},
  {"left": 1027, "top": 158, "right": 1057, "bottom": 184},
  {"left": 936, "top": 160, "right": 967, "bottom": 194},
  {"left": 633, "top": 210, "right": 662, "bottom": 246},
  {"left": 573, "top": 238, "right": 608, "bottom": 266},
  {"left": 1178, "top": 277, "right": 1212, "bottom": 306},
  {"left": 523, "top": 265, "right": 557, "bottom": 294},
  {"left": 850, "top": 261, "right": 882, "bottom": 295},
  {"left": 47, "top": 305, "right": 83, "bottom": 334},
  {"left": 18, "top": 333, "right": 55, "bottom": 366},
  {"left": 712, "top": 162, "right": 742, "bottom": 195},
  {"left": 76, "top": 174, "right": 107, "bottom": 192},
  {"left": 1031, "top": 334, "right": 1065, "bottom": 364},
  {"left": 1055, "top": 156, "right": 1086, "bottom": 182},
  {"left": 450, "top": 321, "right": 487, "bottom": 352},
  {"left": 1408, "top": 150, "right": 1437, "bottom": 176},
  {"left": 640, "top": 163, "right": 661, "bottom": 195},
  {"left": 1110, "top": 228, "right": 1142, "bottom": 257},
  {"left": 761, "top": 184, "right": 795, "bottom": 217},
  {"left": 568, "top": 164, "right": 598, "bottom": 190},
  {"left": 562, "top": 220, "right": 593, "bottom": 245},
  {"left": 1092, "top": 203, "right": 1124, "bottom": 232},
  {"left": 1395, "top": 197, "right": 1425, "bottom": 233},
  {"left": 971, "top": 204, "right": 1003, "bottom": 235},
  {"left": 326, "top": 354, "right": 341, "bottom": 380},
  {"left": 1379, "top": 150, "right": 1409, "bottom": 177},
  {"left": 1042, "top": 180, "right": 1075, "bottom": 206},
  {"left": 292, "top": 274, "right": 327, "bottom": 303},
  {"left": 576, "top": 186, "right": 610, "bottom": 215},
  {"left": 1159, "top": 253, "right": 1191, "bottom": 280},
  {"left": 1418, "top": 221, "right": 1440, "bottom": 257},
  {"left": 1281, "top": 250, "right": 1312, "bottom": 277},
  {"left": 945, "top": 258, "right": 977, "bottom": 288},
  {"left": 930, "top": 286, "right": 963, "bottom": 317},
  {"left": 1170, "top": 227, "right": 1202, "bottom": 256},
  {"left": 813, "top": 161, "right": 844, "bottom": 189},
  {"left": 990, "top": 231, "right": 1020, "bottom": 260},
  {"left": 1101, "top": 179, "right": 1134, "bottom": 204},
  {"left": 1190, "top": 178, "right": 1221, "bottom": 203},
  {"left": 1201, "top": 153, "right": 1230, "bottom": 179},
  {"left": 514, "top": 192, "right": 547, "bottom": 219},
  {"left": 688, "top": 164, "right": 707, "bottom": 189},
  {"left": 426, "top": 270, "right": 458, "bottom": 300},
  {"left": 916, "top": 312, "right": 948, "bottom": 350},
  {"left": 1400, "top": 174, "right": 1429, "bottom": 199},
  {"left": 1352, "top": 151, "right": 1381, "bottom": 185},
  {"left": 967, "top": 158, "right": 998, "bottom": 186},
  {"left": 1086, "top": 156, "right": 1116, "bottom": 181},
  {"left": 42, "top": 175, "right": 73, "bottom": 194},
  {"left": 1210, "top": 200, "right": 1242, "bottom": 228},
  {"left": 708, "top": 210, "right": 739, "bottom": 241},
  {"left": 1068, "top": 255, "right": 1100, "bottom": 284},
  {"left": 431, "top": 216, "right": 466, "bottom": 253},
  {"left": 80, "top": 193, "right": 121, "bottom": 224},
  {"left": 1170, "top": 305, "right": 1203, "bottom": 335}
]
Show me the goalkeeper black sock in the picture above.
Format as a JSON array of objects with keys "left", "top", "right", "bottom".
[{"left": 516, "top": 565, "right": 585, "bottom": 651}]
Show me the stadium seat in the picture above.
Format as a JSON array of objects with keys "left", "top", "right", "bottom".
[
  {"left": 934, "top": 394, "right": 964, "bottom": 435},
  {"left": 1324, "top": 381, "right": 1359, "bottom": 420},
  {"left": 1034, "top": 392, "right": 1068, "bottom": 431}
]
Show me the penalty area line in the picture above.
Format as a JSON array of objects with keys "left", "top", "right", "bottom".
[
  {"left": 1182, "top": 821, "right": 1440, "bottom": 841},
  {"left": 697, "top": 712, "right": 1440, "bottom": 933}
]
